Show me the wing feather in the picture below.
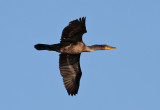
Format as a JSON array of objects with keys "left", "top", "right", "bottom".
[
  {"left": 60, "top": 17, "right": 87, "bottom": 42},
  {"left": 59, "top": 53, "right": 82, "bottom": 96}
]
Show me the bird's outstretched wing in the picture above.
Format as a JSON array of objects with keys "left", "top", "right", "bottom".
[
  {"left": 59, "top": 53, "right": 82, "bottom": 96},
  {"left": 60, "top": 17, "right": 87, "bottom": 43}
]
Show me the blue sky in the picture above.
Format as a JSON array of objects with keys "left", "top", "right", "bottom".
[{"left": 0, "top": 0, "right": 160, "bottom": 110}]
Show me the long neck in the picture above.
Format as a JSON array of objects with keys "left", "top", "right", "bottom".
[{"left": 85, "top": 45, "right": 105, "bottom": 52}]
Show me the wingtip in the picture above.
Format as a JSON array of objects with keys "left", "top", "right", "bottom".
[
  {"left": 68, "top": 92, "right": 78, "bottom": 96},
  {"left": 79, "top": 16, "right": 86, "bottom": 22},
  {"left": 67, "top": 88, "right": 78, "bottom": 96}
]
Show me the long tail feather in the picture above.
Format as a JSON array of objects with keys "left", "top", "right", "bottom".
[{"left": 34, "top": 44, "right": 60, "bottom": 51}]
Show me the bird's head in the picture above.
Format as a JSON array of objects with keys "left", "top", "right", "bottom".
[
  {"left": 89, "top": 45, "right": 117, "bottom": 51},
  {"left": 104, "top": 45, "right": 117, "bottom": 50}
]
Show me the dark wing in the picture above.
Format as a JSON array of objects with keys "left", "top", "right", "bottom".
[
  {"left": 59, "top": 53, "right": 82, "bottom": 96},
  {"left": 60, "top": 17, "right": 87, "bottom": 43}
]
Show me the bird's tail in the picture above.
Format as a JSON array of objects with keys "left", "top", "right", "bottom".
[{"left": 34, "top": 44, "right": 60, "bottom": 51}]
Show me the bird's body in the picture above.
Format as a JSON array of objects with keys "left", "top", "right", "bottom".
[
  {"left": 34, "top": 17, "right": 116, "bottom": 96},
  {"left": 59, "top": 42, "right": 86, "bottom": 54}
]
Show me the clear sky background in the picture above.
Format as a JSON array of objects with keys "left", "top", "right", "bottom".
[{"left": 0, "top": 0, "right": 160, "bottom": 110}]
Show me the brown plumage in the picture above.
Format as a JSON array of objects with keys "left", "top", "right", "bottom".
[{"left": 34, "top": 17, "right": 116, "bottom": 96}]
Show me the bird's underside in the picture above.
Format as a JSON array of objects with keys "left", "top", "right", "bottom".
[{"left": 34, "top": 17, "right": 116, "bottom": 96}]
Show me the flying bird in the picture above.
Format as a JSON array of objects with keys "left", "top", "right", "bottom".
[{"left": 34, "top": 17, "right": 116, "bottom": 96}]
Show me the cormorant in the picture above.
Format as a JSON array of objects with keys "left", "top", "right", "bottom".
[{"left": 34, "top": 17, "right": 116, "bottom": 96}]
